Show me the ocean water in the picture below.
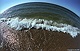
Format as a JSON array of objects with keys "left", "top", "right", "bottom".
[
  {"left": 0, "top": 17, "right": 80, "bottom": 38},
  {"left": 0, "top": 2, "right": 80, "bottom": 29}
]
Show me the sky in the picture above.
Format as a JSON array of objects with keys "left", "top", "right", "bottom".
[{"left": 0, "top": 0, "right": 80, "bottom": 16}]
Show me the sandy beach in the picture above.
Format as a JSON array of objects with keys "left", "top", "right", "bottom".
[{"left": 0, "top": 22, "right": 80, "bottom": 51}]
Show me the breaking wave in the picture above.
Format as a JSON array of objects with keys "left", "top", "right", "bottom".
[{"left": 0, "top": 17, "right": 80, "bottom": 38}]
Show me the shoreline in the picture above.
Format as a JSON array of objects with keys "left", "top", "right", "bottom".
[
  {"left": 0, "top": 22, "right": 80, "bottom": 51},
  {"left": 0, "top": 17, "right": 80, "bottom": 38}
]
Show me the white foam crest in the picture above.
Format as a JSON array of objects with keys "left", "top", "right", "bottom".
[{"left": 0, "top": 17, "right": 80, "bottom": 38}]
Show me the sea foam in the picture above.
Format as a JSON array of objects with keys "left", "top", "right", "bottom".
[{"left": 0, "top": 17, "right": 80, "bottom": 38}]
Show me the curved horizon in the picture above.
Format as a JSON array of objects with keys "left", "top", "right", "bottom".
[{"left": 0, "top": 0, "right": 80, "bottom": 16}]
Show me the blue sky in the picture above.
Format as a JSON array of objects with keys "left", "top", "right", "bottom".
[{"left": 0, "top": 0, "right": 80, "bottom": 16}]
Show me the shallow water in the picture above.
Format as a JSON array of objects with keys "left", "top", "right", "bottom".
[{"left": 0, "top": 17, "right": 80, "bottom": 38}]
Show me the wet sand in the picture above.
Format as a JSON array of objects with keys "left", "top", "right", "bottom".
[{"left": 0, "top": 22, "right": 80, "bottom": 51}]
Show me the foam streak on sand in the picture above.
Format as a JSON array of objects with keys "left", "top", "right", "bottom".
[{"left": 0, "top": 17, "right": 80, "bottom": 38}]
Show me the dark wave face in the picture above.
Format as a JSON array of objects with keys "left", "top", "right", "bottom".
[{"left": 0, "top": 2, "right": 80, "bottom": 29}]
